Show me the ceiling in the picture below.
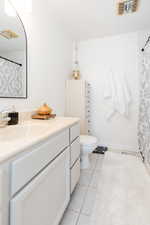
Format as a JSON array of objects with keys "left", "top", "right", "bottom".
[{"left": 48, "top": 0, "right": 150, "bottom": 40}]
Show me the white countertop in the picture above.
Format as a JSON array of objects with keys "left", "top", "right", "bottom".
[{"left": 0, "top": 117, "right": 80, "bottom": 164}]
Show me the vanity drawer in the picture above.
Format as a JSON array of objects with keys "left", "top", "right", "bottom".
[
  {"left": 71, "top": 159, "right": 80, "bottom": 194},
  {"left": 70, "top": 123, "right": 80, "bottom": 143},
  {"left": 11, "top": 129, "right": 69, "bottom": 196},
  {"left": 70, "top": 137, "right": 80, "bottom": 168}
]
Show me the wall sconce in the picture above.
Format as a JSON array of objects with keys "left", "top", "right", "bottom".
[{"left": 72, "top": 41, "right": 81, "bottom": 80}]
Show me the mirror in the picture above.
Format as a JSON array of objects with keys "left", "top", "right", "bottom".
[{"left": 0, "top": 0, "right": 27, "bottom": 98}]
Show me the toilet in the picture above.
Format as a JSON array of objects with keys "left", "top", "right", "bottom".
[{"left": 80, "top": 135, "right": 98, "bottom": 169}]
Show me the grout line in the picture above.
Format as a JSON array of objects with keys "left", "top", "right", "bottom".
[
  {"left": 59, "top": 155, "right": 102, "bottom": 225},
  {"left": 75, "top": 154, "right": 100, "bottom": 225},
  {"left": 78, "top": 155, "right": 99, "bottom": 188},
  {"left": 75, "top": 177, "right": 91, "bottom": 224}
]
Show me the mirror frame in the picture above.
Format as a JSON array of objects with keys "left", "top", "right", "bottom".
[{"left": 0, "top": 0, "right": 28, "bottom": 99}]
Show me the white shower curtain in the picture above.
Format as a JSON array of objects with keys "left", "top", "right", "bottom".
[{"left": 0, "top": 58, "right": 23, "bottom": 97}]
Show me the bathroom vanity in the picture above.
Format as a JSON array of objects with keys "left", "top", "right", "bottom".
[{"left": 0, "top": 117, "right": 80, "bottom": 225}]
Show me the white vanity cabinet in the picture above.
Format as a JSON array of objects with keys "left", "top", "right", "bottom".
[{"left": 5, "top": 121, "right": 81, "bottom": 225}]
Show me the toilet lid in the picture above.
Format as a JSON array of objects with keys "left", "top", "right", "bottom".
[{"left": 80, "top": 135, "right": 97, "bottom": 146}]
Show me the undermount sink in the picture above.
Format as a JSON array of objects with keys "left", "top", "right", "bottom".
[{"left": 0, "top": 123, "right": 51, "bottom": 141}]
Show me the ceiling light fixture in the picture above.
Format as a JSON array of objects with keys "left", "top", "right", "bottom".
[
  {"left": 0, "top": 30, "right": 19, "bottom": 39},
  {"left": 117, "top": 0, "right": 139, "bottom": 15}
]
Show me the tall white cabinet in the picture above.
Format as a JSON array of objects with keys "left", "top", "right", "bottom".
[{"left": 66, "top": 80, "right": 91, "bottom": 135}]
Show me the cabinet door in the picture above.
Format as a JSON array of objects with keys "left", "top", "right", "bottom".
[
  {"left": 70, "top": 123, "right": 80, "bottom": 143},
  {"left": 0, "top": 165, "right": 10, "bottom": 225},
  {"left": 70, "top": 137, "right": 80, "bottom": 168},
  {"left": 10, "top": 148, "right": 70, "bottom": 225},
  {"left": 71, "top": 159, "right": 80, "bottom": 193}
]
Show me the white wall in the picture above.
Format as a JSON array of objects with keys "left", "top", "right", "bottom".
[
  {"left": 0, "top": 0, "right": 72, "bottom": 115},
  {"left": 78, "top": 32, "right": 140, "bottom": 151}
]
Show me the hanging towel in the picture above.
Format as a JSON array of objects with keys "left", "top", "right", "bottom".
[{"left": 104, "top": 71, "right": 131, "bottom": 120}]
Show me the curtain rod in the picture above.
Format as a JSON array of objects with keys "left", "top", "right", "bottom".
[
  {"left": 0, "top": 56, "right": 22, "bottom": 66},
  {"left": 141, "top": 36, "right": 150, "bottom": 52}
]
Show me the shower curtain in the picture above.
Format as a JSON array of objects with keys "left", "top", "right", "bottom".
[
  {"left": 138, "top": 48, "right": 150, "bottom": 168},
  {"left": 0, "top": 58, "right": 23, "bottom": 97}
]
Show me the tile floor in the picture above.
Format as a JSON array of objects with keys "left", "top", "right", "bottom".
[{"left": 59, "top": 153, "right": 104, "bottom": 225}]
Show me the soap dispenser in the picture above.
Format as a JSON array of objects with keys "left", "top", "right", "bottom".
[{"left": 8, "top": 105, "right": 19, "bottom": 125}]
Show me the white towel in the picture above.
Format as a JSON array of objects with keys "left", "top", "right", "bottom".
[{"left": 104, "top": 71, "right": 131, "bottom": 120}]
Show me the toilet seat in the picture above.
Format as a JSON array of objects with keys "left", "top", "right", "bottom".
[
  {"left": 82, "top": 144, "right": 97, "bottom": 151},
  {"left": 80, "top": 135, "right": 98, "bottom": 169},
  {"left": 80, "top": 135, "right": 97, "bottom": 146},
  {"left": 80, "top": 135, "right": 97, "bottom": 153}
]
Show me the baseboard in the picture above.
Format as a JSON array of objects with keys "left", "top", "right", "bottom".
[{"left": 97, "top": 142, "right": 139, "bottom": 153}]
